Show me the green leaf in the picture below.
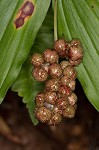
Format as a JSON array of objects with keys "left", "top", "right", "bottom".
[
  {"left": 57, "top": 0, "right": 99, "bottom": 110},
  {"left": 12, "top": 8, "right": 54, "bottom": 125},
  {"left": 0, "top": 0, "right": 51, "bottom": 103}
]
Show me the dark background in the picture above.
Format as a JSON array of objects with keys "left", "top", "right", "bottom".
[{"left": 0, "top": 80, "right": 99, "bottom": 150}]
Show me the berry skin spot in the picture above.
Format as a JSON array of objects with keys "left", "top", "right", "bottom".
[{"left": 14, "top": 17, "right": 24, "bottom": 29}]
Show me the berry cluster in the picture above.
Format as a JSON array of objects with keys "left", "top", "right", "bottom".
[{"left": 31, "top": 39, "right": 83, "bottom": 125}]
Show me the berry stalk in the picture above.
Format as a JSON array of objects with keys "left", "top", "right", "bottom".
[{"left": 54, "top": 0, "right": 58, "bottom": 41}]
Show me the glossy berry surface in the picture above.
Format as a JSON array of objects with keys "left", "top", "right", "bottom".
[
  {"left": 43, "top": 49, "right": 59, "bottom": 64},
  {"left": 31, "top": 53, "right": 44, "bottom": 67},
  {"left": 60, "top": 61, "right": 71, "bottom": 70},
  {"left": 45, "top": 78, "right": 60, "bottom": 92},
  {"left": 35, "top": 92, "right": 44, "bottom": 107},
  {"left": 68, "top": 92, "right": 77, "bottom": 105},
  {"left": 48, "top": 113, "right": 62, "bottom": 125},
  {"left": 63, "top": 105, "right": 75, "bottom": 118},
  {"left": 32, "top": 67, "right": 48, "bottom": 81},
  {"left": 57, "top": 97, "right": 69, "bottom": 110},
  {"left": 54, "top": 39, "right": 69, "bottom": 58},
  {"left": 63, "top": 65, "right": 76, "bottom": 80},
  {"left": 35, "top": 107, "right": 51, "bottom": 123},
  {"left": 49, "top": 63, "right": 62, "bottom": 78},
  {"left": 58, "top": 85, "right": 72, "bottom": 96},
  {"left": 44, "top": 91, "right": 58, "bottom": 105}
]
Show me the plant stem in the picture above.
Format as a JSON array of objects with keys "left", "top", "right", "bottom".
[{"left": 54, "top": 0, "right": 58, "bottom": 41}]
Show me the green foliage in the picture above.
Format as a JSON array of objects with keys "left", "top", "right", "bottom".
[
  {"left": 57, "top": 0, "right": 99, "bottom": 110},
  {"left": 0, "top": 0, "right": 99, "bottom": 124},
  {"left": 0, "top": 0, "right": 51, "bottom": 103}
]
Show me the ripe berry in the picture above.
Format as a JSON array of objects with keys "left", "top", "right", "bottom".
[
  {"left": 32, "top": 67, "right": 48, "bottom": 81},
  {"left": 35, "top": 92, "right": 44, "bottom": 107},
  {"left": 35, "top": 106, "right": 51, "bottom": 123},
  {"left": 49, "top": 63, "right": 62, "bottom": 78},
  {"left": 58, "top": 85, "right": 72, "bottom": 96},
  {"left": 70, "top": 39, "right": 81, "bottom": 47},
  {"left": 31, "top": 53, "right": 44, "bottom": 67},
  {"left": 60, "top": 61, "right": 71, "bottom": 70},
  {"left": 63, "top": 105, "right": 75, "bottom": 118},
  {"left": 45, "top": 78, "right": 60, "bottom": 92},
  {"left": 69, "top": 59, "right": 82, "bottom": 66},
  {"left": 60, "top": 76, "right": 70, "bottom": 86},
  {"left": 68, "top": 45, "right": 83, "bottom": 61},
  {"left": 63, "top": 65, "right": 76, "bottom": 80},
  {"left": 43, "top": 49, "right": 59, "bottom": 64},
  {"left": 54, "top": 39, "right": 69, "bottom": 58},
  {"left": 57, "top": 97, "right": 69, "bottom": 110},
  {"left": 68, "top": 92, "right": 77, "bottom": 105},
  {"left": 48, "top": 113, "right": 62, "bottom": 125},
  {"left": 44, "top": 91, "right": 58, "bottom": 105},
  {"left": 52, "top": 106, "right": 63, "bottom": 115},
  {"left": 68, "top": 80, "right": 76, "bottom": 91}
]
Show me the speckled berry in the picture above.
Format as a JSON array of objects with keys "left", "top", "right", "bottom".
[
  {"left": 35, "top": 106, "right": 51, "bottom": 123},
  {"left": 70, "top": 39, "right": 81, "bottom": 47},
  {"left": 52, "top": 106, "right": 63, "bottom": 115},
  {"left": 63, "top": 105, "right": 75, "bottom": 118},
  {"left": 68, "top": 80, "right": 76, "bottom": 91},
  {"left": 68, "top": 45, "right": 83, "bottom": 61},
  {"left": 43, "top": 49, "right": 59, "bottom": 64},
  {"left": 68, "top": 92, "right": 77, "bottom": 105},
  {"left": 60, "top": 76, "right": 70, "bottom": 86},
  {"left": 69, "top": 59, "right": 82, "bottom": 66},
  {"left": 60, "top": 61, "right": 71, "bottom": 70},
  {"left": 35, "top": 92, "right": 44, "bottom": 107},
  {"left": 49, "top": 63, "right": 62, "bottom": 78},
  {"left": 31, "top": 53, "right": 44, "bottom": 67},
  {"left": 63, "top": 65, "right": 76, "bottom": 80},
  {"left": 58, "top": 85, "right": 72, "bottom": 96},
  {"left": 32, "top": 67, "right": 48, "bottom": 81},
  {"left": 48, "top": 113, "right": 62, "bottom": 125},
  {"left": 57, "top": 97, "right": 69, "bottom": 110},
  {"left": 44, "top": 91, "right": 58, "bottom": 105},
  {"left": 45, "top": 78, "right": 60, "bottom": 92},
  {"left": 54, "top": 39, "right": 69, "bottom": 58}
]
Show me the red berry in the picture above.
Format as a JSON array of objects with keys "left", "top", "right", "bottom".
[
  {"left": 43, "top": 49, "right": 59, "bottom": 64},
  {"left": 68, "top": 45, "right": 83, "bottom": 61},
  {"left": 54, "top": 39, "right": 69, "bottom": 58},
  {"left": 31, "top": 53, "right": 44, "bottom": 67},
  {"left": 63, "top": 65, "right": 76, "bottom": 80},
  {"left": 68, "top": 92, "right": 77, "bottom": 105},
  {"left": 49, "top": 63, "right": 62, "bottom": 78},
  {"left": 52, "top": 106, "right": 63, "bottom": 115},
  {"left": 32, "top": 67, "right": 48, "bottom": 81},
  {"left": 44, "top": 91, "right": 58, "bottom": 105},
  {"left": 58, "top": 85, "right": 72, "bottom": 96},
  {"left": 60, "top": 61, "right": 71, "bottom": 70},
  {"left": 68, "top": 80, "right": 76, "bottom": 91},
  {"left": 69, "top": 59, "right": 82, "bottom": 66},
  {"left": 45, "top": 78, "right": 60, "bottom": 92},
  {"left": 70, "top": 39, "right": 81, "bottom": 47},
  {"left": 48, "top": 113, "right": 62, "bottom": 125},
  {"left": 35, "top": 92, "right": 44, "bottom": 107},
  {"left": 35, "top": 106, "right": 51, "bottom": 123},
  {"left": 57, "top": 97, "right": 69, "bottom": 110},
  {"left": 63, "top": 105, "right": 75, "bottom": 118}
]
